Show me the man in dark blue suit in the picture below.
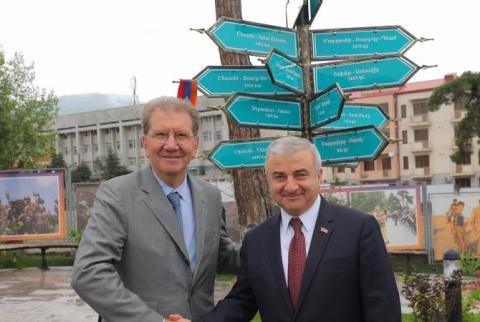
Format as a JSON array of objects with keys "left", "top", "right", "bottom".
[{"left": 172, "top": 136, "right": 401, "bottom": 322}]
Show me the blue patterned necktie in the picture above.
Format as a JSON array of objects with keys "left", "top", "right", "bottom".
[{"left": 167, "top": 192, "right": 184, "bottom": 235}]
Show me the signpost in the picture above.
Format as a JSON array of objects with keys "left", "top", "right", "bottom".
[
  {"left": 309, "top": 83, "right": 344, "bottom": 129},
  {"left": 208, "top": 139, "right": 274, "bottom": 169},
  {"left": 320, "top": 103, "right": 389, "bottom": 130},
  {"left": 313, "top": 55, "right": 419, "bottom": 93},
  {"left": 312, "top": 126, "right": 388, "bottom": 164},
  {"left": 312, "top": 26, "right": 416, "bottom": 60},
  {"left": 266, "top": 49, "right": 305, "bottom": 94},
  {"left": 207, "top": 17, "right": 298, "bottom": 59},
  {"left": 224, "top": 94, "right": 303, "bottom": 130},
  {"left": 194, "top": 66, "right": 294, "bottom": 97},
  {"left": 191, "top": 3, "right": 429, "bottom": 171}
]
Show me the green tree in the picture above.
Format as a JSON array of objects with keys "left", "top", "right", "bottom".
[
  {"left": 351, "top": 191, "right": 387, "bottom": 213},
  {"left": 71, "top": 162, "right": 92, "bottom": 183},
  {"left": 48, "top": 153, "right": 67, "bottom": 169},
  {"left": 428, "top": 71, "right": 480, "bottom": 163},
  {"left": 94, "top": 150, "right": 130, "bottom": 180},
  {"left": 0, "top": 48, "right": 58, "bottom": 169}
]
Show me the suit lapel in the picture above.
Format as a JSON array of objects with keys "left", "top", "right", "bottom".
[
  {"left": 296, "top": 196, "right": 336, "bottom": 313},
  {"left": 188, "top": 175, "right": 207, "bottom": 280},
  {"left": 139, "top": 167, "right": 189, "bottom": 260},
  {"left": 267, "top": 208, "right": 295, "bottom": 315}
]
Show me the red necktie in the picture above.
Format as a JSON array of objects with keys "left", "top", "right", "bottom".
[{"left": 288, "top": 217, "right": 306, "bottom": 311}]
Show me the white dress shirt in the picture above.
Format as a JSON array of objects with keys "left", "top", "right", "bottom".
[{"left": 279, "top": 195, "right": 321, "bottom": 286}]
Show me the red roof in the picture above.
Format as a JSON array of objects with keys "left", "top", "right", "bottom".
[{"left": 348, "top": 74, "right": 456, "bottom": 99}]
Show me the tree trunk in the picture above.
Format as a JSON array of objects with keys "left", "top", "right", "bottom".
[{"left": 214, "top": 0, "right": 273, "bottom": 230}]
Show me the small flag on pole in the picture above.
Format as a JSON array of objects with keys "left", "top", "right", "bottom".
[{"left": 177, "top": 79, "right": 198, "bottom": 107}]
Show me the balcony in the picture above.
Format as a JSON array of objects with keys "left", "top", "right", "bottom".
[
  {"left": 410, "top": 140, "right": 432, "bottom": 153},
  {"left": 413, "top": 167, "right": 432, "bottom": 178},
  {"left": 409, "top": 114, "right": 430, "bottom": 127},
  {"left": 452, "top": 164, "right": 474, "bottom": 176}
]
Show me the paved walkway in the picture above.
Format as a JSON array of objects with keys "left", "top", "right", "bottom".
[{"left": 0, "top": 267, "right": 410, "bottom": 322}]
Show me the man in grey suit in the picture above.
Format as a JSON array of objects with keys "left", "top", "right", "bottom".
[{"left": 71, "top": 97, "right": 240, "bottom": 322}]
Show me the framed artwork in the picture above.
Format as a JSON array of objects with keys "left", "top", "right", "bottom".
[
  {"left": 320, "top": 184, "right": 424, "bottom": 251},
  {"left": 0, "top": 171, "right": 66, "bottom": 241}
]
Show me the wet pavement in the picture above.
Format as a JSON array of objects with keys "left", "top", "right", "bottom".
[{"left": 0, "top": 267, "right": 410, "bottom": 322}]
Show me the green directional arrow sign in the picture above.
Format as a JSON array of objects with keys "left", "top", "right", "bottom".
[
  {"left": 321, "top": 103, "right": 389, "bottom": 130},
  {"left": 312, "top": 26, "right": 416, "bottom": 60},
  {"left": 208, "top": 139, "right": 274, "bottom": 170},
  {"left": 224, "top": 94, "right": 302, "bottom": 130},
  {"left": 266, "top": 49, "right": 304, "bottom": 94},
  {"left": 309, "top": 83, "right": 345, "bottom": 129},
  {"left": 313, "top": 56, "right": 419, "bottom": 93},
  {"left": 208, "top": 17, "right": 298, "bottom": 59},
  {"left": 194, "top": 66, "right": 294, "bottom": 97},
  {"left": 312, "top": 126, "right": 388, "bottom": 164}
]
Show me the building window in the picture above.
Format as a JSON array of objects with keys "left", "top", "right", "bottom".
[
  {"left": 115, "top": 128, "right": 120, "bottom": 133},
  {"left": 455, "top": 177, "right": 471, "bottom": 190},
  {"left": 215, "top": 131, "right": 222, "bottom": 141},
  {"left": 412, "top": 100, "right": 428, "bottom": 115},
  {"left": 456, "top": 154, "right": 471, "bottom": 165},
  {"left": 350, "top": 167, "right": 356, "bottom": 173},
  {"left": 215, "top": 115, "right": 222, "bottom": 122},
  {"left": 83, "top": 144, "right": 89, "bottom": 153},
  {"left": 401, "top": 104, "right": 407, "bottom": 118},
  {"left": 363, "top": 160, "right": 375, "bottom": 171},
  {"left": 128, "top": 140, "right": 136, "bottom": 149},
  {"left": 116, "top": 141, "right": 121, "bottom": 150},
  {"left": 105, "top": 143, "right": 112, "bottom": 152},
  {"left": 381, "top": 157, "right": 392, "bottom": 170},
  {"left": 64, "top": 147, "right": 69, "bottom": 155},
  {"left": 415, "top": 155, "right": 430, "bottom": 168},
  {"left": 202, "top": 131, "right": 211, "bottom": 142},
  {"left": 403, "top": 156, "right": 409, "bottom": 170},
  {"left": 402, "top": 130, "right": 408, "bottom": 144},
  {"left": 378, "top": 103, "right": 389, "bottom": 115},
  {"left": 93, "top": 144, "right": 98, "bottom": 152},
  {"left": 83, "top": 132, "right": 89, "bottom": 137},
  {"left": 414, "top": 128, "right": 429, "bottom": 142},
  {"left": 73, "top": 146, "right": 77, "bottom": 155},
  {"left": 104, "top": 129, "right": 110, "bottom": 134},
  {"left": 337, "top": 167, "right": 345, "bottom": 173},
  {"left": 129, "top": 158, "right": 136, "bottom": 167}
]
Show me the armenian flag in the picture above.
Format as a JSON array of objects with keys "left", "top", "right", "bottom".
[{"left": 177, "top": 79, "right": 198, "bottom": 107}]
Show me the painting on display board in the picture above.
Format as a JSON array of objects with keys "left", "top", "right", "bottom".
[
  {"left": 430, "top": 192, "right": 480, "bottom": 260},
  {"left": 0, "top": 171, "right": 66, "bottom": 241},
  {"left": 320, "top": 184, "right": 424, "bottom": 251}
]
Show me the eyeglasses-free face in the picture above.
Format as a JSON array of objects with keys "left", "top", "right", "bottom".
[{"left": 142, "top": 109, "right": 199, "bottom": 187}]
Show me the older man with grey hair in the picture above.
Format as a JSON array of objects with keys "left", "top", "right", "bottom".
[
  {"left": 194, "top": 135, "right": 401, "bottom": 322},
  {"left": 71, "top": 97, "right": 240, "bottom": 322}
]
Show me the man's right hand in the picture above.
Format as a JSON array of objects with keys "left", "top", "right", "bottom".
[{"left": 167, "top": 314, "right": 191, "bottom": 322}]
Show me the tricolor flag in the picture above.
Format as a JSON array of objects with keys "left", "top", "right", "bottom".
[{"left": 177, "top": 79, "right": 198, "bottom": 107}]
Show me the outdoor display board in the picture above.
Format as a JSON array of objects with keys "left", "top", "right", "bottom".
[
  {"left": 320, "top": 184, "right": 424, "bottom": 251},
  {"left": 0, "top": 171, "right": 66, "bottom": 241},
  {"left": 429, "top": 192, "right": 480, "bottom": 260}
]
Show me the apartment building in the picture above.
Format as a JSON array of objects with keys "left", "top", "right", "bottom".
[
  {"left": 55, "top": 96, "right": 228, "bottom": 177},
  {"left": 329, "top": 74, "right": 480, "bottom": 188}
]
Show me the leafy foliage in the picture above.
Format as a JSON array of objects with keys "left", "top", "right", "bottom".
[
  {"left": 428, "top": 71, "right": 480, "bottom": 163},
  {"left": 0, "top": 48, "right": 58, "bottom": 169},
  {"left": 94, "top": 150, "right": 130, "bottom": 180},
  {"left": 71, "top": 162, "right": 92, "bottom": 183},
  {"left": 48, "top": 153, "right": 67, "bottom": 169}
]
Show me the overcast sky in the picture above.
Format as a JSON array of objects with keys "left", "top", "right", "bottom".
[{"left": 1, "top": 0, "right": 478, "bottom": 102}]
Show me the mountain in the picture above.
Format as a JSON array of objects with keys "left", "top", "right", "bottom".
[{"left": 57, "top": 93, "right": 137, "bottom": 115}]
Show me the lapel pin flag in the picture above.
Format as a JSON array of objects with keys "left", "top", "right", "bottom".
[
  {"left": 177, "top": 79, "right": 198, "bottom": 107},
  {"left": 320, "top": 227, "right": 328, "bottom": 234}
]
